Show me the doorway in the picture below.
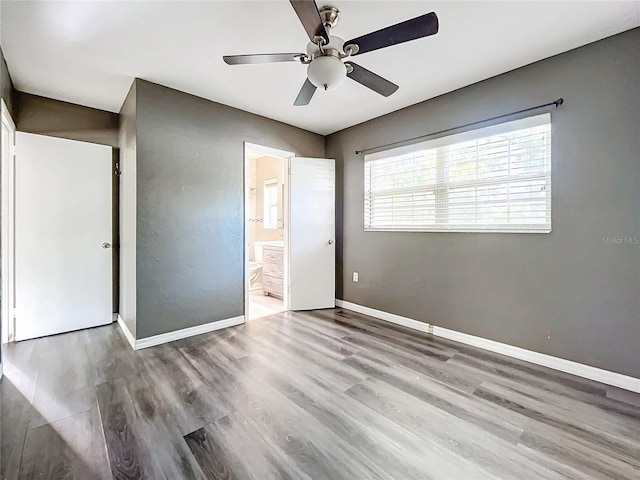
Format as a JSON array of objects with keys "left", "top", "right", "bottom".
[
  {"left": 244, "top": 143, "right": 292, "bottom": 320},
  {"left": 244, "top": 143, "right": 337, "bottom": 322}
]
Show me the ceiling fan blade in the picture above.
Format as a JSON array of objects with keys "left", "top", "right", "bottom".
[
  {"left": 289, "top": 0, "right": 330, "bottom": 44},
  {"left": 345, "top": 12, "right": 439, "bottom": 56},
  {"left": 223, "top": 53, "right": 304, "bottom": 65},
  {"left": 346, "top": 62, "right": 399, "bottom": 97},
  {"left": 294, "top": 78, "right": 317, "bottom": 106}
]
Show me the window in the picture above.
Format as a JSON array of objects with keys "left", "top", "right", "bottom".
[
  {"left": 263, "top": 178, "right": 279, "bottom": 229},
  {"left": 364, "top": 114, "right": 551, "bottom": 233}
]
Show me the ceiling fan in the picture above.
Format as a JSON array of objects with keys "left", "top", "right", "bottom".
[{"left": 223, "top": 0, "right": 439, "bottom": 106}]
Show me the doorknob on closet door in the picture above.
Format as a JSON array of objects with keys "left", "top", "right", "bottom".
[
  {"left": 101, "top": 242, "right": 111, "bottom": 249},
  {"left": 328, "top": 239, "right": 334, "bottom": 245}
]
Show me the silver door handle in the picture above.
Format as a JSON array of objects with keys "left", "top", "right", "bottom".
[
  {"left": 328, "top": 239, "right": 334, "bottom": 245},
  {"left": 102, "top": 242, "right": 111, "bottom": 249}
]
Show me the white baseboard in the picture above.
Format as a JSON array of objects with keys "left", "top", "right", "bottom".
[
  {"left": 136, "top": 316, "right": 245, "bottom": 349},
  {"left": 336, "top": 300, "right": 432, "bottom": 334},
  {"left": 117, "top": 314, "right": 136, "bottom": 349},
  {"left": 335, "top": 299, "right": 640, "bottom": 394},
  {"left": 116, "top": 314, "right": 245, "bottom": 350}
]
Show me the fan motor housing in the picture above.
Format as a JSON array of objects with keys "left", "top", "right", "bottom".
[
  {"left": 319, "top": 6, "right": 341, "bottom": 29},
  {"left": 306, "top": 35, "right": 345, "bottom": 60}
]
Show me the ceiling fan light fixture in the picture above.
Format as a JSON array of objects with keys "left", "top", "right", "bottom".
[
  {"left": 307, "top": 55, "right": 346, "bottom": 90},
  {"left": 223, "top": 2, "right": 440, "bottom": 105}
]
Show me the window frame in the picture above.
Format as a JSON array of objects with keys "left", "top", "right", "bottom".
[
  {"left": 263, "top": 178, "right": 279, "bottom": 230},
  {"left": 363, "top": 113, "right": 552, "bottom": 234}
]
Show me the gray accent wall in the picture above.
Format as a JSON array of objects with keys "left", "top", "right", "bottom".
[
  {"left": 325, "top": 28, "right": 640, "bottom": 378},
  {"left": 132, "top": 79, "right": 324, "bottom": 339},
  {"left": 15, "top": 92, "right": 118, "bottom": 147}
]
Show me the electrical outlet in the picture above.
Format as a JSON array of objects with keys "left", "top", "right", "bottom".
[{"left": 353, "top": 272, "right": 359, "bottom": 282}]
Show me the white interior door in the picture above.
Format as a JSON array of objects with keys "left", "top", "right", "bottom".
[
  {"left": 15, "top": 133, "right": 112, "bottom": 341},
  {"left": 289, "top": 157, "right": 335, "bottom": 310}
]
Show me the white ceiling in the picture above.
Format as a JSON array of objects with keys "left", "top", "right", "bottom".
[{"left": 2, "top": 1, "right": 638, "bottom": 135}]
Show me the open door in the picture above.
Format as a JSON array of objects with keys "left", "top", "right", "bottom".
[
  {"left": 15, "top": 133, "right": 113, "bottom": 341},
  {"left": 289, "top": 157, "right": 335, "bottom": 310}
]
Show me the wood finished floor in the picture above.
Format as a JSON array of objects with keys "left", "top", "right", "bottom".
[{"left": 2, "top": 308, "right": 639, "bottom": 479}]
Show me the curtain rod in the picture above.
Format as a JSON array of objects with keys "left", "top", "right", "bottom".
[{"left": 354, "top": 98, "right": 564, "bottom": 155}]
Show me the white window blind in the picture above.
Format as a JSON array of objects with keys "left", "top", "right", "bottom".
[{"left": 364, "top": 114, "right": 551, "bottom": 233}]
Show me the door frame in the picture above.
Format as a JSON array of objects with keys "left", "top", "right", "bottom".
[
  {"left": 1, "top": 100, "right": 16, "bottom": 345},
  {"left": 243, "top": 142, "right": 294, "bottom": 321}
]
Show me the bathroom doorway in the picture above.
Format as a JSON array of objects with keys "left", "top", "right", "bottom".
[{"left": 244, "top": 143, "right": 292, "bottom": 320}]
